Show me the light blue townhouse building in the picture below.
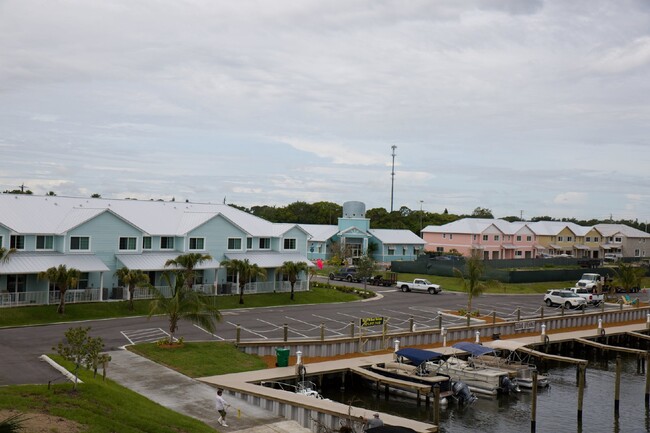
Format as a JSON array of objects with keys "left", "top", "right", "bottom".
[
  {"left": 300, "top": 201, "right": 426, "bottom": 266},
  {"left": 0, "top": 194, "right": 311, "bottom": 306}
]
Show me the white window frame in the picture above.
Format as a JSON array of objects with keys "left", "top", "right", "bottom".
[
  {"left": 189, "top": 237, "right": 205, "bottom": 251},
  {"left": 160, "top": 237, "right": 175, "bottom": 250},
  {"left": 527, "top": 236, "right": 532, "bottom": 242},
  {"left": 586, "top": 237, "right": 591, "bottom": 242},
  {"left": 118, "top": 237, "right": 137, "bottom": 251},
  {"left": 494, "top": 235, "right": 499, "bottom": 241},
  {"left": 69, "top": 236, "right": 90, "bottom": 251},
  {"left": 472, "top": 235, "right": 477, "bottom": 241},
  {"left": 615, "top": 237, "right": 622, "bottom": 243},
  {"left": 227, "top": 237, "right": 243, "bottom": 251},
  {"left": 635, "top": 249, "right": 640, "bottom": 257},
  {"left": 283, "top": 238, "right": 297, "bottom": 250},
  {"left": 10, "top": 235, "right": 25, "bottom": 250},
  {"left": 246, "top": 237, "right": 252, "bottom": 249},
  {"left": 567, "top": 236, "right": 573, "bottom": 242},
  {"left": 482, "top": 235, "right": 488, "bottom": 241},
  {"left": 259, "top": 237, "right": 271, "bottom": 249},
  {"left": 594, "top": 237, "right": 599, "bottom": 242},
  {"left": 402, "top": 246, "right": 407, "bottom": 255},
  {"left": 36, "top": 235, "right": 54, "bottom": 250},
  {"left": 449, "top": 234, "right": 453, "bottom": 240},
  {"left": 516, "top": 235, "right": 522, "bottom": 242},
  {"left": 143, "top": 236, "right": 152, "bottom": 250},
  {"left": 515, "top": 250, "right": 523, "bottom": 257},
  {"left": 436, "top": 247, "right": 444, "bottom": 253},
  {"left": 557, "top": 236, "right": 564, "bottom": 242},
  {"left": 387, "top": 247, "right": 395, "bottom": 256}
]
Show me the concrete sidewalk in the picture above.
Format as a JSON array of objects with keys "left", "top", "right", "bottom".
[{"left": 106, "top": 349, "right": 310, "bottom": 433}]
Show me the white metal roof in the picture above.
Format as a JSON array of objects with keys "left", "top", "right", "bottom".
[
  {"left": 368, "top": 229, "right": 426, "bottom": 245},
  {"left": 0, "top": 194, "right": 298, "bottom": 238},
  {"left": 0, "top": 253, "right": 110, "bottom": 274},
  {"left": 595, "top": 224, "right": 650, "bottom": 238},
  {"left": 298, "top": 224, "right": 340, "bottom": 242},
  {"left": 115, "top": 253, "right": 221, "bottom": 271},
  {"left": 224, "top": 252, "right": 314, "bottom": 268}
]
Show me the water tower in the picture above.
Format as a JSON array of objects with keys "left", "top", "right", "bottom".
[{"left": 342, "top": 201, "right": 366, "bottom": 218}]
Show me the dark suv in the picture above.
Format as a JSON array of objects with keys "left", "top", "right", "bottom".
[{"left": 328, "top": 266, "right": 360, "bottom": 282}]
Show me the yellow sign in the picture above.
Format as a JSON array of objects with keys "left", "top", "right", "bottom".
[{"left": 360, "top": 317, "right": 385, "bottom": 327}]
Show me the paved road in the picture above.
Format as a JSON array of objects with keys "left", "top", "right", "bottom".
[{"left": 0, "top": 281, "right": 611, "bottom": 386}]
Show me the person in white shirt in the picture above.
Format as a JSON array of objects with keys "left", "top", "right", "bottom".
[
  {"left": 364, "top": 413, "right": 383, "bottom": 430},
  {"left": 215, "top": 388, "right": 230, "bottom": 427}
]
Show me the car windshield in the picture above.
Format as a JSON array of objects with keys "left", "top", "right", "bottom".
[
  {"left": 575, "top": 288, "right": 588, "bottom": 294},
  {"left": 421, "top": 279, "right": 432, "bottom": 285}
]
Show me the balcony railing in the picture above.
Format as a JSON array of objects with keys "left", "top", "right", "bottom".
[{"left": 0, "top": 280, "right": 309, "bottom": 307}]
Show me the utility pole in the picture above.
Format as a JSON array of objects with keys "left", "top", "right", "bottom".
[
  {"left": 390, "top": 145, "right": 397, "bottom": 212},
  {"left": 420, "top": 200, "right": 424, "bottom": 231}
]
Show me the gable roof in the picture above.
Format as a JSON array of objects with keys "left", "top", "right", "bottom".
[
  {"left": 0, "top": 194, "right": 302, "bottom": 238},
  {"left": 595, "top": 224, "right": 650, "bottom": 238},
  {"left": 298, "top": 224, "right": 340, "bottom": 242},
  {"left": 369, "top": 229, "right": 425, "bottom": 245}
]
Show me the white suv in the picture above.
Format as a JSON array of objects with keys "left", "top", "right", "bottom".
[{"left": 544, "top": 290, "right": 587, "bottom": 309}]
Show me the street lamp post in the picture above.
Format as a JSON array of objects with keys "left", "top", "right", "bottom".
[{"left": 419, "top": 200, "right": 424, "bottom": 231}]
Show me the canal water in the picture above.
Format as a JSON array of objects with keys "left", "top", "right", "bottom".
[{"left": 320, "top": 354, "right": 650, "bottom": 433}]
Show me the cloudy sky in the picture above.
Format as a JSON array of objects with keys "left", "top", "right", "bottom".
[{"left": 2, "top": 1, "right": 650, "bottom": 221}]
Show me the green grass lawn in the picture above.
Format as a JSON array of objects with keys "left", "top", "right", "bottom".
[
  {"left": 0, "top": 355, "right": 218, "bottom": 433},
  {"left": 394, "top": 273, "right": 576, "bottom": 294},
  {"left": 128, "top": 341, "right": 267, "bottom": 377},
  {"left": 0, "top": 286, "right": 363, "bottom": 328}
]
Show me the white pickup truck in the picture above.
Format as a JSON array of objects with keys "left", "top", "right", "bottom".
[
  {"left": 575, "top": 273, "right": 603, "bottom": 291},
  {"left": 396, "top": 278, "right": 442, "bottom": 294},
  {"left": 565, "top": 287, "right": 604, "bottom": 305}
]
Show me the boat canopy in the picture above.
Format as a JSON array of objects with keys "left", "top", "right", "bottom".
[
  {"left": 395, "top": 348, "right": 444, "bottom": 365},
  {"left": 452, "top": 342, "right": 496, "bottom": 357}
]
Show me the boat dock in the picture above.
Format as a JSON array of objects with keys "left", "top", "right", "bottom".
[{"left": 198, "top": 321, "right": 650, "bottom": 433}]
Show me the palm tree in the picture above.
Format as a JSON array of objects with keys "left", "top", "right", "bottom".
[
  {"left": 220, "top": 258, "right": 266, "bottom": 304},
  {"left": 114, "top": 267, "right": 150, "bottom": 310},
  {"left": 278, "top": 260, "right": 309, "bottom": 300},
  {"left": 164, "top": 252, "right": 213, "bottom": 290},
  {"left": 38, "top": 265, "right": 81, "bottom": 314},
  {"left": 0, "top": 246, "right": 15, "bottom": 263},
  {"left": 612, "top": 262, "right": 645, "bottom": 295},
  {"left": 453, "top": 249, "right": 488, "bottom": 313},
  {"left": 148, "top": 271, "right": 221, "bottom": 344}
]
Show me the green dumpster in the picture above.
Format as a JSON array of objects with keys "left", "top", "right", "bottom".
[{"left": 275, "top": 348, "right": 290, "bottom": 367}]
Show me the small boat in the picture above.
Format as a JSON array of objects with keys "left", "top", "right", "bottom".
[
  {"left": 388, "top": 347, "right": 478, "bottom": 405},
  {"left": 481, "top": 340, "right": 550, "bottom": 389},
  {"left": 260, "top": 380, "right": 327, "bottom": 399},
  {"left": 417, "top": 343, "right": 520, "bottom": 396}
]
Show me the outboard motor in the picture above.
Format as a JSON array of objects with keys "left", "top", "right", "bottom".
[
  {"left": 500, "top": 376, "right": 520, "bottom": 393},
  {"left": 451, "top": 380, "right": 478, "bottom": 405}
]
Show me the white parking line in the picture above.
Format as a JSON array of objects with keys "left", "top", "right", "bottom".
[
  {"left": 227, "top": 321, "right": 267, "bottom": 340},
  {"left": 193, "top": 324, "right": 224, "bottom": 340},
  {"left": 121, "top": 328, "right": 169, "bottom": 345},
  {"left": 312, "top": 313, "right": 348, "bottom": 326}
]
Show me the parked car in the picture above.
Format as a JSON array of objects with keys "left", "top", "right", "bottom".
[
  {"left": 564, "top": 287, "right": 604, "bottom": 306},
  {"left": 328, "top": 266, "right": 361, "bottom": 283},
  {"left": 396, "top": 278, "right": 442, "bottom": 294},
  {"left": 543, "top": 290, "right": 587, "bottom": 309},
  {"left": 366, "top": 272, "right": 397, "bottom": 287}
]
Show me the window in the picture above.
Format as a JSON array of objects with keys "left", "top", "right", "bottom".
[
  {"left": 515, "top": 251, "right": 523, "bottom": 257},
  {"left": 36, "top": 235, "right": 54, "bottom": 250},
  {"left": 70, "top": 236, "right": 90, "bottom": 251},
  {"left": 442, "top": 234, "right": 446, "bottom": 239},
  {"left": 143, "top": 237, "right": 152, "bottom": 250},
  {"left": 283, "top": 238, "right": 296, "bottom": 250},
  {"left": 189, "top": 237, "right": 205, "bottom": 250},
  {"left": 615, "top": 237, "right": 622, "bottom": 243},
  {"left": 494, "top": 235, "right": 499, "bottom": 241},
  {"left": 635, "top": 249, "right": 640, "bottom": 257},
  {"left": 436, "top": 247, "right": 444, "bottom": 253},
  {"left": 527, "top": 236, "right": 532, "bottom": 241},
  {"left": 414, "top": 247, "right": 420, "bottom": 256},
  {"left": 586, "top": 237, "right": 591, "bottom": 242},
  {"left": 567, "top": 236, "right": 573, "bottom": 242},
  {"left": 259, "top": 238, "right": 271, "bottom": 249},
  {"left": 77, "top": 272, "right": 89, "bottom": 290},
  {"left": 516, "top": 235, "right": 522, "bottom": 242},
  {"left": 160, "top": 237, "right": 174, "bottom": 249},
  {"left": 472, "top": 235, "right": 477, "bottom": 241},
  {"left": 449, "top": 234, "right": 453, "bottom": 240},
  {"left": 227, "top": 238, "right": 242, "bottom": 250},
  {"left": 0, "top": 235, "right": 2, "bottom": 247},
  {"left": 482, "top": 235, "right": 488, "bottom": 241},
  {"left": 119, "top": 237, "right": 137, "bottom": 250},
  {"left": 387, "top": 247, "right": 395, "bottom": 256},
  {"left": 594, "top": 237, "right": 599, "bottom": 242},
  {"left": 402, "top": 246, "right": 407, "bottom": 255},
  {"left": 10, "top": 235, "right": 25, "bottom": 250},
  {"left": 246, "top": 237, "right": 252, "bottom": 249},
  {"left": 558, "top": 236, "right": 564, "bottom": 242}
]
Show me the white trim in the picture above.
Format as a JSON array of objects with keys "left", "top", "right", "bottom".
[
  {"left": 35, "top": 235, "right": 54, "bottom": 251},
  {"left": 227, "top": 237, "right": 243, "bottom": 251},
  {"left": 188, "top": 236, "right": 206, "bottom": 251},
  {"left": 160, "top": 236, "right": 175, "bottom": 250},
  {"left": 118, "top": 236, "right": 138, "bottom": 252},
  {"left": 69, "top": 235, "right": 91, "bottom": 252},
  {"left": 282, "top": 238, "right": 297, "bottom": 251}
]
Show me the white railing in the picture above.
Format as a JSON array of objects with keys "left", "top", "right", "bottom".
[{"left": 0, "top": 280, "right": 310, "bottom": 307}]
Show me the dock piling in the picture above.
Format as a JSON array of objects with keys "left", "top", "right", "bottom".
[
  {"left": 283, "top": 324, "right": 288, "bottom": 342},
  {"left": 645, "top": 353, "right": 650, "bottom": 407},
  {"left": 577, "top": 363, "right": 585, "bottom": 421},
  {"left": 433, "top": 384, "right": 440, "bottom": 426},
  {"left": 236, "top": 324, "right": 241, "bottom": 344},
  {"left": 531, "top": 370, "right": 538, "bottom": 433},
  {"left": 615, "top": 355, "right": 622, "bottom": 416}
]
